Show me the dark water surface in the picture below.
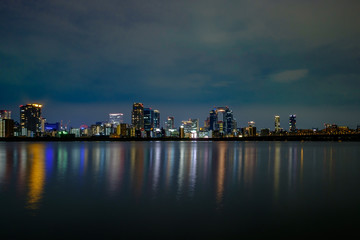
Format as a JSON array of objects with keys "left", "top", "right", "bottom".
[{"left": 1, "top": 141, "right": 360, "bottom": 239}]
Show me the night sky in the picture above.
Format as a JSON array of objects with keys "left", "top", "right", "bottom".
[{"left": 1, "top": 0, "right": 360, "bottom": 129}]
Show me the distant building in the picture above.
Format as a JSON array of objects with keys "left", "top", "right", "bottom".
[
  {"left": 207, "top": 106, "right": 235, "bottom": 135},
  {"left": 245, "top": 121, "right": 256, "bottom": 137},
  {"left": 0, "top": 110, "right": 11, "bottom": 119},
  {"left": 70, "top": 128, "right": 81, "bottom": 138},
  {"left": 204, "top": 117, "right": 210, "bottom": 130},
  {"left": 289, "top": 115, "right": 297, "bottom": 133},
  {"left": 181, "top": 119, "right": 199, "bottom": 138},
  {"left": 104, "top": 123, "right": 112, "bottom": 136},
  {"left": 179, "top": 126, "right": 185, "bottom": 138},
  {"left": 80, "top": 125, "right": 89, "bottom": 137},
  {"left": 90, "top": 123, "right": 102, "bottom": 136},
  {"left": 20, "top": 104, "right": 43, "bottom": 137},
  {"left": 165, "top": 116, "right": 175, "bottom": 130},
  {"left": 275, "top": 115, "right": 280, "bottom": 133},
  {"left": 131, "top": 103, "right": 144, "bottom": 130},
  {"left": 45, "top": 122, "right": 61, "bottom": 132},
  {"left": 209, "top": 109, "right": 217, "bottom": 131},
  {"left": 144, "top": 108, "right": 154, "bottom": 132},
  {"left": 116, "top": 123, "right": 128, "bottom": 137},
  {"left": 224, "top": 108, "right": 234, "bottom": 135},
  {"left": 0, "top": 119, "right": 14, "bottom": 138},
  {"left": 154, "top": 110, "right": 160, "bottom": 129},
  {"left": 260, "top": 128, "right": 270, "bottom": 136},
  {"left": 109, "top": 113, "right": 123, "bottom": 125}
]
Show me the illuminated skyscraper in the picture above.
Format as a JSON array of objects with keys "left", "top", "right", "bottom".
[
  {"left": 0, "top": 110, "right": 11, "bottom": 119},
  {"left": 165, "top": 116, "right": 175, "bottom": 130},
  {"left": 144, "top": 108, "right": 154, "bottom": 132},
  {"left": 224, "top": 108, "right": 234, "bottom": 135},
  {"left": 289, "top": 114, "right": 297, "bottom": 132},
  {"left": 154, "top": 110, "right": 160, "bottom": 129},
  {"left": 181, "top": 119, "right": 199, "bottom": 138},
  {"left": 131, "top": 103, "right": 144, "bottom": 130},
  {"left": 275, "top": 115, "right": 280, "bottom": 133},
  {"left": 109, "top": 113, "right": 123, "bottom": 125},
  {"left": 208, "top": 106, "right": 235, "bottom": 135},
  {"left": 209, "top": 109, "right": 217, "bottom": 131},
  {"left": 20, "top": 104, "right": 42, "bottom": 136}
]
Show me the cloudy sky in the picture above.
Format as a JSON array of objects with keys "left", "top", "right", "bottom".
[{"left": 1, "top": 0, "right": 360, "bottom": 129}]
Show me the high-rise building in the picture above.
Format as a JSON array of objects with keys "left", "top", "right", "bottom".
[
  {"left": 144, "top": 108, "right": 154, "bottom": 132},
  {"left": 109, "top": 113, "right": 123, "bottom": 125},
  {"left": 20, "top": 104, "right": 42, "bottom": 136},
  {"left": 131, "top": 103, "right": 144, "bottom": 130},
  {"left": 209, "top": 109, "right": 217, "bottom": 131},
  {"left": 207, "top": 106, "right": 235, "bottom": 135},
  {"left": 275, "top": 115, "right": 280, "bottom": 133},
  {"left": 0, "top": 119, "right": 14, "bottom": 138},
  {"left": 246, "top": 121, "right": 256, "bottom": 136},
  {"left": 224, "top": 108, "right": 234, "bottom": 135},
  {"left": 0, "top": 110, "right": 11, "bottom": 119},
  {"left": 289, "top": 114, "right": 297, "bottom": 132},
  {"left": 165, "top": 116, "right": 175, "bottom": 130},
  {"left": 181, "top": 119, "right": 199, "bottom": 138},
  {"left": 154, "top": 110, "right": 160, "bottom": 129}
]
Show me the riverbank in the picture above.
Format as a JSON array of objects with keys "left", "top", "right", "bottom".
[{"left": 1, "top": 134, "right": 360, "bottom": 142}]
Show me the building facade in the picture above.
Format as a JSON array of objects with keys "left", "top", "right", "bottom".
[
  {"left": 20, "top": 104, "right": 42, "bottom": 136},
  {"left": 154, "top": 110, "right": 160, "bottom": 129},
  {"left": 289, "top": 114, "right": 297, "bottom": 133},
  {"left": 109, "top": 113, "right": 123, "bottom": 125},
  {"left": 181, "top": 119, "right": 199, "bottom": 138},
  {"left": 0, "top": 110, "right": 11, "bottom": 120},
  {"left": 208, "top": 106, "right": 235, "bottom": 135},
  {"left": 275, "top": 115, "right": 280, "bottom": 133},
  {"left": 131, "top": 103, "right": 144, "bottom": 130},
  {"left": 165, "top": 116, "right": 175, "bottom": 130},
  {"left": 144, "top": 108, "right": 154, "bottom": 132},
  {"left": 0, "top": 119, "right": 14, "bottom": 138}
]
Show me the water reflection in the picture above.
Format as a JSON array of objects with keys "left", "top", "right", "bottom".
[
  {"left": 273, "top": 143, "right": 281, "bottom": 201},
  {"left": 0, "top": 141, "right": 354, "bottom": 211},
  {"left": 216, "top": 142, "right": 226, "bottom": 207},
  {"left": 27, "top": 144, "right": 45, "bottom": 210}
]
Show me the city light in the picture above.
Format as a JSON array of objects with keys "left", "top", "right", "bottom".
[{"left": 0, "top": 102, "right": 359, "bottom": 139}]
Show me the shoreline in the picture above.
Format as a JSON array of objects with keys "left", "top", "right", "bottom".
[{"left": 1, "top": 134, "right": 360, "bottom": 142}]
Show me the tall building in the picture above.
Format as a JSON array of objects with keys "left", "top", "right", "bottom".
[
  {"left": 289, "top": 114, "right": 297, "bottom": 132},
  {"left": 109, "top": 113, "right": 123, "bottom": 125},
  {"left": 209, "top": 109, "right": 217, "bottom": 131},
  {"left": 0, "top": 110, "right": 11, "bottom": 119},
  {"left": 208, "top": 106, "right": 235, "bottom": 135},
  {"left": 224, "top": 108, "right": 234, "bottom": 135},
  {"left": 144, "top": 108, "right": 154, "bottom": 132},
  {"left": 275, "top": 115, "right": 280, "bottom": 133},
  {"left": 181, "top": 119, "right": 199, "bottom": 138},
  {"left": 131, "top": 103, "right": 144, "bottom": 130},
  {"left": 165, "top": 116, "right": 175, "bottom": 130},
  {"left": 20, "top": 104, "right": 42, "bottom": 136},
  {"left": 246, "top": 121, "right": 256, "bottom": 136},
  {"left": 154, "top": 110, "right": 160, "bottom": 129},
  {"left": 0, "top": 119, "right": 14, "bottom": 138}
]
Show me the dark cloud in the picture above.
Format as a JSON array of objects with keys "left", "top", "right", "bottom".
[{"left": 1, "top": 0, "right": 360, "bottom": 128}]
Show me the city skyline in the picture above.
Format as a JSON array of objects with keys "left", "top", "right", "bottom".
[
  {"left": 1, "top": 101, "right": 360, "bottom": 131},
  {"left": 1, "top": 102, "right": 359, "bottom": 134},
  {"left": 1, "top": 1, "right": 360, "bottom": 129}
]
